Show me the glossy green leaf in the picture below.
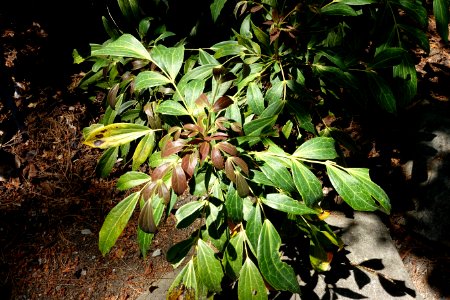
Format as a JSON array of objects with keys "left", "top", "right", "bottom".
[
  {"left": 293, "top": 137, "right": 338, "bottom": 160},
  {"left": 226, "top": 184, "right": 244, "bottom": 222},
  {"left": 394, "top": 0, "right": 427, "bottom": 27},
  {"left": 116, "top": 171, "right": 151, "bottom": 191},
  {"left": 366, "top": 72, "right": 397, "bottom": 113},
  {"left": 287, "top": 102, "right": 316, "bottom": 134},
  {"left": 259, "top": 156, "right": 296, "bottom": 193},
  {"left": 434, "top": 0, "right": 449, "bottom": 43},
  {"left": 321, "top": 3, "right": 357, "bottom": 16},
  {"left": 264, "top": 81, "right": 284, "bottom": 104},
  {"left": 167, "top": 259, "right": 198, "bottom": 300},
  {"left": 259, "top": 100, "right": 285, "bottom": 118},
  {"left": 175, "top": 200, "right": 206, "bottom": 228},
  {"left": 347, "top": 168, "right": 391, "bottom": 213},
  {"left": 326, "top": 164, "right": 378, "bottom": 211},
  {"left": 257, "top": 220, "right": 300, "bottom": 293},
  {"left": 91, "top": 34, "right": 151, "bottom": 60},
  {"left": 212, "top": 40, "right": 246, "bottom": 58},
  {"left": 210, "top": 0, "right": 227, "bottom": 22},
  {"left": 238, "top": 258, "right": 268, "bottom": 300},
  {"left": 167, "top": 236, "right": 197, "bottom": 265},
  {"left": 156, "top": 100, "right": 190, "bottom": 116},
  {"left": 393, "top": 55, "right": 417, "bottom": 107},
  {"left": 245, "top": 204, "right": 262, "bottom": 255},
  {"left": 398, "top": 24, "right": 430, "bottom": 53},
  {"left": 197, "top": 239, "right": 224, "bottom": 293},
  {"left": 117, "top": 0, "right": 140, "bottom": 21},
  {"left": 132, "top": 132, "right": 155, "bottom": 171},
  {"left": 370, "top": 47, "right": 407, "bottom": 69},
  {"left": 335, "top": 0, "right": 375, "bottom": 5},
  {"left": 134, "top": 71, "right": 171, "bottom": 91},
  {"left": 151, "top": 44, "right": 185, "bottom": 80},
  {"left": 243, "top": 116, "right": 277, "bottom": 136},
  {"left": 291, "top": 160, "right": 323, "bottom": 207},
  {"left": 83, "top": 123, "right": 153, "bottom": 149},
  {"left": 183, "top": 80, "right": 206, "bottom": 111},
  {"left": 96, "top": 147, "right": 119, "bottom": 178},
  {"left": 247, "top": 82, "right": 265, "bottom": 115},
  {"left": 223, "top": 231, "right": 245, "bottom": 280},
  {"left": 99, "top": 192, "right": 140, "bottom": 256},
  {"left": 262, "top": 194, "right": 318, "bottom": 215}
]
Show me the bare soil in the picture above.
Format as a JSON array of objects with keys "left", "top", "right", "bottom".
[{"left": 1, "top": 7, "right": 449, "bottom": 300}]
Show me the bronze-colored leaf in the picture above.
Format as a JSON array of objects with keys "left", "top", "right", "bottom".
[
  {"left": 181, "top": 152, "right": 198, "bottom": 178},
  {"left": 151, "top": 162, "right": 171, "bottom": 181},
  {"left": 225, "top": 158, "right": 236, "bottom": 183},
  {"left": 235, "top": 173, "right": 250, "bottom": 198},
  {"left": 162, "top": 139, "right": 186, "bottom": 157},
  {"left": 205, "top": 132, "right": 228, "bottom": 141},
  {"left": 250, "top": 4, "right": 263, "bottom": 13},
  {"left": 212, "top": 95, "right": 234, "bottom": 112},
  {"left": 172, "top": 164, "right": 188, "bottom": 195},
  {"left": 144, "top": 102, "right": 162, "bottom": 129},
  {"left": 213, "top": 66, "right": 227, "bottom": 82},
  {"left": 231, "top": 156, "right": 249, "bottom": 176},
  {"left": 270, "top": 29, "right": 281, "bottom": 45},
  {"left": 199, "top": 142, "right": 210, "bottom": 162},
  {"left": 142, "top": 181, "right": 157, "bottom": 201},
  {"left": 131, "top": 59, "right": 149, "bottom": 70},
  {"left": 230, "top": 122, "right": 242, "bottom": 133},
  {"left": 138, "top": 199, "right": 157, "bottom": 233},
  {"left": 217, "top": 141, "right": 237, "bottom": 156},
  {"left": 211, "top": 147, "right": 224, "bottom": 169},
  {"left": 195, "top": 93, "right": 211, "bottom": 109},
  {"left": 157, "top": 182, "right": 170, "bottom": 204},
  {"left": 107, "top": 83, "right": 120, "bottom": 109},
  {"left": 215, "top": 117, "right": 228, "bottom": 131}
]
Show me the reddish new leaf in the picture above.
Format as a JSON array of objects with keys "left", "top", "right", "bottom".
[
  {"left": 152, "top": 162, "right": 171, "bottom": 181},
  {"left": 172, "top": 164, "right": 188, "bottom": 195},
  {"left": 213, "top": 96, "right": 234, "bottom": 112},
  {"left": 162, "top": 139, "right": 186, "bottom": 157},
  {"left": 217, "top": 141, "right": 238, "bottom": 156},
  {"left": 156, "top": 182, "right": 170, "bottom": 204},
  {"left": 181, "top": 152, "right": 199, "bottom": 177},
  {"left": 225, "top": 158, "right": 236, "bottom": 183},
  {"left": 142, "top": 181, "right": 157, "bottom": 201},
  {"left": 138, "top": 199, "right": 157, "bottom": 233},
  {"left": 195, "top": 93, "right": 211, "bottom": 109},
  {"left": 235, "top": 173, "right": 250, "bottom": 198},
  {"left": 211, "top": 147, "right": 224, "bottom": 169},
  {"left": 199, "top": 142, "right": 211, "bottom": 162},
  {"left": 232, "top": 156, "right": 249, "bottom": 176}
]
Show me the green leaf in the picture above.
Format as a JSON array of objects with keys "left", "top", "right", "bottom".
[
  {"left": 117, "top": 0, "right": 141, "bottom": 21},
  {"left": 247, "top": 82, "right": 265, "bottom": 115},
  {"left": 291, "top": 160, "right": 323, "bottom": 207},
  {"left": 151, "top": 44, "right": 185, "bottom": 80},
  {"left": 434, "top": 0, "right": 449, "bottom": 43},
  {"left": 238, "top": 258, "right": 268, "bottom": 300},
  {"left": 244, "top": 207, "right": 260, "bottom": 257},
  {"left": 394, "top": 0, "right": 427, "bottom": 27},
  {"left": 223, "top": 231, "right": 245, "bottom": 280},
  {"left": 262, "top": 0, "right": 277, "bottom": 7},
  {"left": 259, "top": 156, "right": 296, "bottom": 193},
  {"left": 117, "top": 171, "right": 151, "bottom": 191},
  {"left": 183, "top": 79, "right": 205, "bottom": 112},
  {"left": 197, "top": 239, "right": 224, "bottom": 293},
  {"left": 369, "top": 47, "right": 407, "bottom": 69},
  {"left": 99, "top": 192, "right": 140, "bottom": 256},
  {"left": 326, "top": 164, "right": 378, "bottom": 211},
  {"left": 167, "top": 259, "right": 198, "bottom": 300},
  {"left": 293, "top": 137, "right": 338, "bottom": 160},
  {"left": 175, "top": 200, "right": 206, "bottom": 228},
  {"left": 134, "top": 71, "right": 171, "bottom": 91},
  {"left": 83, "top": 123, "right": 153, "bottom": 149},
  {"left": 398, "top": 23, "right": 430, "bottom": 53},
  {"left": 393, "top": 55, "right": 417, "bottom": 107},
  {"left": 132, "top": 132, "right": 155, "bottom": 171},
  {"left": 287, "top": 102, "right": 316, "bottom": 134},
  {"left": 211, "top": 0, "right": 227, "bottom": 22},
  {"left": 156, "top": 100, "right": 190, "bottom": 116},
  {"left": 96, "top": 147, "right": 119, "bottom": 178},
  {"left": 212, "top": 40, "right": 246, "bottom": 58},
  {"left": 198, "top": 49, "right": 220, "bottom": 65},
  {"left": 264, "top": 81, "right": 284, "bottom": 104},
  {"left": 335, "top": 0, "right": 375, "bottom": 5},
  {"left": 321, "top": 3, "right": 357, "bottom": 16},
  {"left": 257, "top": 220, "right": 300, "bottom": 293},
  {"left": 137, "top": 229, "right": 154, "bottom": 259},
  {"left": 167, "top": 236, "right": 197, "bottom": 265},
  {"left": 262, "top": 194, "right": 318, "bottom": 215},
  {"left": 259, "top": 100, "right": 285, "bottom": 118},
  {"left": 243, "top": 116, "right": 277, "bottom": 136},
  {"left": 366, "top": 72, "right": 397, "bottom": 113},
  {"left": 226, "top": 184, "right": 244, "bottom": 222},
  {"left": 346, "top": 168, "right": 391, "bottom": 213},
  {"left": 91, "top": 34, "right": 151, "bottom": 60}
]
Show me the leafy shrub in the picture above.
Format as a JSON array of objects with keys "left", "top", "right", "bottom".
[{"left": 76, "top": 0, "right": 431, "bottom": 298}]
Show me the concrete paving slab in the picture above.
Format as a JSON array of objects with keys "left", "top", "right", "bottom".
[{"left": 136, "top": 211, "right": 420, "bottom": 300}]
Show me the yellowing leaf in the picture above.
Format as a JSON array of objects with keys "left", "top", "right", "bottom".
[{"left": 83, "top": 123, "right": 153, "bottom": 149}]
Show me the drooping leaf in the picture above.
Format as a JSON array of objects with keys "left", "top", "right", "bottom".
[
  {"left": 326, "top": 164, "right": 378, "bottom": 211},
  {"left": 247, "top": 82, "right": 265, "bottom": 115},
  {"left": 134, "top": 71, "right": 171, "bottom": 91},
  {"left": 151, "top": 44, "right": 185, "bottom": 80},
  {"left": 434, "top": 0, "right": 449, "bottom": 43},
  {"left": 83, "top": 123, "right": 153, "bottom": 149},
  {"left": 137, "top": 229, "right": 154, "bottom": 259},
  {"left": 117, "top": 0, "right": 141, "bottom": 21},
  {"left": 167, "top": 259, "right": 198, "bottom": 300},
  {"left": 96, "top": 147, "right": 119, "bottom": 178},
  {"left": 369, "top": 47, "right": 407, "bottom": 69},
  {"left": 91, "top": 34, "right": 151, "bottom": 60},
  {"left": 291, "top": 160, "right": 323, "bottom": 207},
  {"left": 138, "top": 198, "right": 157, "bottom": 233},
  {"left": 117, "top": 171, "right": 151, "bottom": 191},
  {"left": 172, "top": 164, "right": 188, "bottom": 195},
  {"left": 197, "top": 239, "right": 224, "bottom": 293},
  {"left": 175, "top": 200, "right": 206, "bottom": 228},
  {"left": 226, "top": 184, "right": 244, "bottom": 222},
  {"left": 99, "top": 192, "right": 140, "bottom": 256},
  {"left": 393, "top": 55, "right": 417, "bottom": 107},
  {"left": 167, "top": 236, "right": 197, "bottom": 265},
  {"left": 321, "top": 3, "right": 357, "bottom": 16},
  {"left": 257, "top": 220, "right": 300, "bottom": 293},
  {"left": 210, "top": 0, "right": 227, "bottom": 22},
  {"left": 393, "top": 0, "right": 427, "bottom": 27},
  {"left": 137, "top": 195, "right": 165, "bottom": 258},
  {"left": 335, "top": 0, "right": 375, "bottom": 5},
  {"left": 132, "top": 131, "right": 155, "bottom": 171},
  {"left": 398, "top": 23, "right": 430, "bottom": 53},
  {"left": 238, "top": 257, "right": 268, "bottom": 300},
  {"left": 262, "top": 194, "right": 318, "bottom": 215},
  {"left": 223, "top": 231, "right": 245, "bottom": 280},
  {"left": 366, "top": 71, "right": 397, "bottom": 113},
  {"left": 245, "top": 204, "right": 262, "bottom": 254},
  {"left": 293, "top": 137, "right": 338, "bottom": 160}
]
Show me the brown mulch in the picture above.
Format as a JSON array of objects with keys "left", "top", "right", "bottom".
[{"left": 1, "top": 8, "right": 449, "bottom": 300}]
